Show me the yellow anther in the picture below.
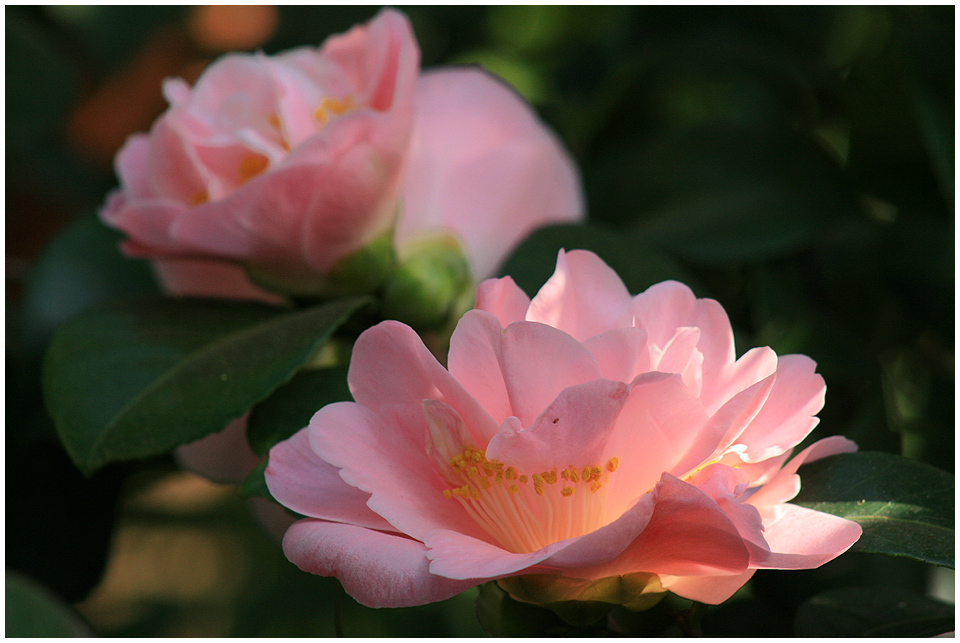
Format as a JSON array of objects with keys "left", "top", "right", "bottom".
[
  {"left": 237, "top": 153, "right": 269, "bottom": 183},
  {"left": 606, "top": 457, "right": 619, "bottom": 472},
  {"left": 591, "top": 466, "right": 602, "bottom": 479},
  {"left": 542, "top": 471, "right": 558, "bottom": 485},
  {"left": 460, "top": 484, "right": 470, "bottom": 497},
  {"left": 519, "top": 475, "right": 528, "bottom": 484},
  {"left": 560, "top": 469, "right": 570, "bottom": 481},
  {"left": 591, "top": 481, "right": 602, "bottom": 493},
  {"left": 452, "top": 488, "right": 461, "bottom": 496},
  {"left": 470, "top": 486, "right": 481, "bottom": 500},
  {"left": 442, "top": 489, "right": 451, "bottom": 499},
  {"left": 468, "top": 467, "right": 478, "bottom": 479},
  {"left": 472, "top": 452, "right": 483, "bottom": 463},
  {"left": 569, "top": 467, "right": 580, "bottom": 483},
  {"left": 582, "top": 467, "right": 591, "bottom": 481},
  {"left": 479, "top": 477, "right": 491, "bottom": 490},
  {"left": 495, "top": 472, "right": 503, "bottom": 485},
  {"left": 508, "top": 484, "right": 519, "bottom": 495},
  {"left": 313, "top": 96, "right": 355, "bottom": 125},
  {"left": 561, "top": 487, "right": 575, "bottom": 497},
  {"left": 505, "top": 467, "right": 518, "bottom": 480}
]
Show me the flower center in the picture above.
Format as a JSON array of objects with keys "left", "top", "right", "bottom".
[{"left": 440, "top": 445, "right": 620, "bottom": 554}]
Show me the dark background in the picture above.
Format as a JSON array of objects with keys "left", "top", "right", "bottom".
[{"left": 7, "top": 5, "right": 953, "bottom": 636}]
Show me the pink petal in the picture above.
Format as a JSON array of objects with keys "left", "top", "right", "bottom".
[
  {"left": 484, "top": 379, "right": 630, "bottom": 473},
  {"left": 308, "top": 401, "right": 490, "bottom": 544},
  {"left": 447, "top": 310, "right": 513, "bottom": 425},
  {"left": 474, "top": 276, "right": 531, "bottom": 327},
  {"left": 265, "top": 428, "right": 394, "bottom": 532},
  {"left": 602, "top": 373, "right": 711, "bottom": 513},
  {"left": 424, "top": 529, "right": 569, "bottom": 580},
  {"left": 152, "top": 257, "right": 284, "bottom": 304},
  {"left": 527, "top": 250, "right": 632, "bottom": 342},
  {"left": 282, "top": 519, "right": 477, "bottom": 608},
  {"left": 747, "top": 435, "right": 858, "bottom": 515},
  {"left": 659, "top": 569, "right": 756, "bottom": 604},
  {"left": 173, "top": 415, "right": 261, "bottom": 483},
  {"left": 628, "top": 282, "right": 738, "bottom": 413},
  {"left": 350, "top": 320, "right": 499, "bottom": 444},
  {"left": 734, "top": 354, "right": 827, "bottom": 462},
  {"left": 398, "top": 68, "right": 583, "bottom": 279},
  {"left": 582, "top": 327, "right": 651, "bottom": 385},
  {"left": 576, "top": 474, "right": 751, "bottom": 578},
  {"left": 748, "top": 503, "right": 862, "bottom": 569}
]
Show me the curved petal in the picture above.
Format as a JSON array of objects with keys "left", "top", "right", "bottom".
[
  {"left": 474, "top": 276, "right": 531, "bottom": 327},
  {"left": 583, "top": 327, "right": 650, "bottom": 384},
  {"left": 582, "top": 474, "right": 751, "bottom": 578},
  {"left": 527, "top": 250, "right": 632, "bottom": 342},
  {"left": 152, "top": 257, "right": 285, "bottom": 304},
  {"left": 265, "top": 428, "right": 394, "bottom": 531},
  {"left": 282, "top": 519, "right": 478, "bottom": 608},
  {"left": 308, "top": 401, "right": 491, "bottom": 544},
  {"left": 747, "top": 503, "right": 862, "bottom": 569},
  {"left": 603, "top": 373, "right": 711, "bottom": 514},
  {"left": 447, "top": 310, "right": 513, "bottom": 425},
  {"left": 424, "top": 529, "right": 569, "bottom": 580},
  {"left": 398, "top": 68, "right": 583, "bottom": 279},
  {"left": 350, "top": 320, "right": 499, "bottom": 444},
  {"left": 173, "top": 415, "right": 261, "bottom": 483},
  {"left": 484, "top": 379, "right": 629, "bottom": 473},
  {"left": 659, "top": 569, "right": 756, "bottom": 604},
  {"left": 735, "top": 355, "right": 827, "bottom": 462},
  {"left": 747, "top": 435, "right": 858, "bottom": 517}
]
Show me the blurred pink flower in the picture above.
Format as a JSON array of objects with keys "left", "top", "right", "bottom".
[
  {"left": 102, "top": 8, "right": 583, "bottom": 297},
  {"left": 265, "top": 250, "right": 861, "bottom": 608}
]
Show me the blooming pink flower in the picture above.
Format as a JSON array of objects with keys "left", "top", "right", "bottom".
[
  {"left": 102, "top": 8, "right": 583, "bottom": 298},
  {"left": 265, "top": 250, "right": 862, "bottom": 608},
  {"left": 102, "top": 9, "right": 419, "bottom": 290}
]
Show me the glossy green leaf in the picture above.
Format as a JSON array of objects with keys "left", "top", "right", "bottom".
[
  {"left": 238, "top": 459, "right": 272, "bottom": 500},
  {"left": 44, "top": 296, "right": 369, "bottom": 475},
  {"left": 247, "top": 366, "right": 352, "bottom": 456},
  {"left": 6, "top": 571, "right": 94, "bottom": 637},
  {"left": 497, "top": 223, "right": 701, "bottom": 297},
  {"left": 793, "top": 451, "right": 954, "bottom": 568},
  {"left": 794, "top": 586, "right": 954, "bottom": 637}
]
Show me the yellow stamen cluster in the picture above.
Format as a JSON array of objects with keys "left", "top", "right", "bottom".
[
  {"left": 313, "top": 95, "right": 356, "bottom": 126},
  {"left": 439, "top": 445, "right": 621, "bottom": 553}
]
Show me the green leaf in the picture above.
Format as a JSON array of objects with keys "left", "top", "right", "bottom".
[
  {"left": 44, "top": 296, "right": 369, "bottom": 475},
  {"left": 497, "top": 223, "right": 701, "bottom": 298},
  {"left": 17, "top": 215, "right": 160, "bottom": 365},
  {"left": 6, "top": 571, "right": 94, "bottom": 637},
  {"left": 794, "top": 586, "right": 955, "bottom": 637},
  {"left": 247, "top": 366, "right": 352, "bottom": 456},
  {"left": 792, "top": 451, "right": 954, "bottom": 568}
]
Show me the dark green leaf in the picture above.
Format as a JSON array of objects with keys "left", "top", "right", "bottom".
[
  {"left": 5, "top": 571, "right": 94, "bottom": 637},
  {"left": 794, "top": 586, "right": 954, "bottom": 637},
  {"left": 247, "top": 366, "right": 352, "bottom": 456},
  {"left": 17, "top": 215, "right": 160, "bottom": 366},
  {"left": 497, "top": 223, "right": 701, "bottom": 298},
  {"left": 44, "top": 296, "right": 369, "bottom": 475},
  {"left": 793, "top": 451, "right": 954, "bottom": 568}
]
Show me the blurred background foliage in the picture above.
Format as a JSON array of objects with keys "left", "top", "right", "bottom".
[{"left": 6, "top": 5, "right": 953, "bottom": 637}]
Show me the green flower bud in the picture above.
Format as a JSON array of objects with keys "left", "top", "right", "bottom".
[{"left": 381, "top": 233, "right": 472, "bottom": 330}]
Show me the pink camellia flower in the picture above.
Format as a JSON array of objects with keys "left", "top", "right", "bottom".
[
  {"left": 265, "top": 250, "right": 862, "bottom": 608},
  {"left": 102, "top": 9, "right": 419, "bottom": 292},
  {"left": 102, "top": 8, "right": 583, "bottom": 298}
]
